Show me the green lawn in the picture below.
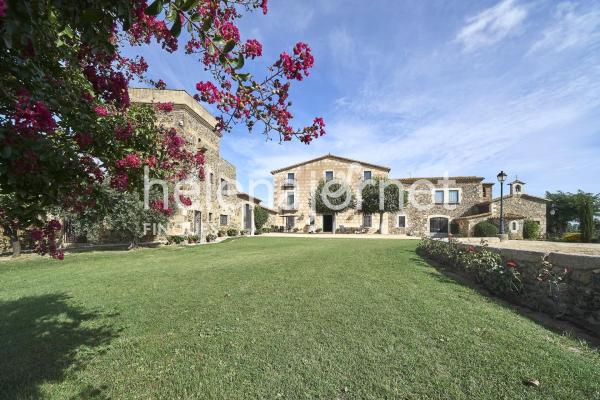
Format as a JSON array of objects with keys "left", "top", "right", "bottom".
[{"left": 1, "top": 237, "right": 599, "bottom": 399}]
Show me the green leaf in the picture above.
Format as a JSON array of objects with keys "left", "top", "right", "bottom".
[
  {"left": 201, "top": 16, "right": 213, "bottom": 32},
  {"left": 212, "top": 35, "right": 225, "bottom": 47},
  {"left": 145, "top": 0, "right": 163, "bottom": 16},
  {"left": 182, "top": 0, "right": 200, "bottom": 11},
  {"left": 2, "top": 146, "right": 12, "bottom": 159},
  {"left": 171, "top": 16, "right": 182, "bottom": 37},
  {"left": 223, "top": 39, "right": 236, "bottom": 54},
  {"left": 232, "top": 53, "right": 245, "bottom": 70}
]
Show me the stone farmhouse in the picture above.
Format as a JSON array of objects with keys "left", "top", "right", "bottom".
[
  {"left": 129, "top": 88, "right": 276, "bottom": 241},
  {"left": 271, "top": 154, "right": 549, "bottom": 237}
]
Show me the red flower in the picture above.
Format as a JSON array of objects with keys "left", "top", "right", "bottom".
[
  {"left": 243, "top": 39, "right": 263, "bottom": 59},
  {"left": 0, "top": 0, "right": 7, "bottom": 17},
  {"left": 94, "top": 106, "right": 108, "bottom": 117},
  {"left": 155, "top": 102, "right": 173, "bottom": 112},
  {"left": 507, "top": 260, "right": 518, "bottom": 269},
  {"left": 74, "top": 132, "right": 93, "bottom": 149},
  {"left": 195, "top": 81, "right": 221, "bottom": 104},
  {"left": 467, "top": 245, "right": 476, "bottom": 253},
  {"left": 115, "top": 123, "right": 133, "bottom": 141},
  {"left": 115, "top": 153, "right": 142, "bottom": 169}
]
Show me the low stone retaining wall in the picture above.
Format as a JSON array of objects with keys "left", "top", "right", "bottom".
[{"left": 422, "top": 241, "right": 600, "bottom": 335}]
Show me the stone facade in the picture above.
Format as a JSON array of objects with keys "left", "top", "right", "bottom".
[
  {"left": 271, "top": 154, "right": 549, "bottom": 237},
  {"left": 271, "top": 154, "right": 390, "bottom": 233},
  {"left": 129, "top": 88, "right": 265, "bottom": 240}
]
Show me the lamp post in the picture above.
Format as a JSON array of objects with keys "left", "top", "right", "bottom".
[{"left": 497, "top": 171, "right": 507, "bottom": 235}]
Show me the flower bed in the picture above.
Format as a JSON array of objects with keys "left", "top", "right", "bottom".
[
  {"left": 417, "top": 238, "right": 522, "bottom": 296},
  {"left": 417, "top": 237, "right": 600, "bottom": 334}
]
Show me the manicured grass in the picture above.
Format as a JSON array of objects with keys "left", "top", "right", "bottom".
[{"left": 1, "top": 237, "right": 599, "bottom": 399}]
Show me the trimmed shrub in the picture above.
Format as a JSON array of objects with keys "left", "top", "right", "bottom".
[
  {"left": 227, "top": 228, "right": 239, "bottom": 237},
  {"left": 166, "top": 235, "right": 186, "bottom": 245},
  {"left": 473, "top": 220, "right": 498, "bottom": 237},
  {"left": 523, "top": 219, "right": 540, "bottom": 240},
  {"left": 254, "top": 206, "right": 269, "bottom": 231},
  {"left": 206, "top": 233, "right": 217, "bottom": 242},
  {"left": 261, "top": 227, "right": 271, "bottom": 233},
  {"left": 563, "top": 232, "right": 581, "bottom": 242}
]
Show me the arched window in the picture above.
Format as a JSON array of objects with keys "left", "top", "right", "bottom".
[
  {"left": 512, "top": 221, "right": 517, "bottom": 231},
  {"left": 515, "top": 185, "right": 521, "bottom": 193}
]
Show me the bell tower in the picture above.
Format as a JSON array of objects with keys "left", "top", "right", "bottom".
[{"left": 509, "top": 177, "right": 526, "bottom": 196}]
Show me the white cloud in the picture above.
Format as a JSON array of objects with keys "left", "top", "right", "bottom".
[
  {"left": 455, "top": 0, "right": 528, "bottom": 52},
  {"left": 529, "top": 2, "right": 600, "bottom": 53}
]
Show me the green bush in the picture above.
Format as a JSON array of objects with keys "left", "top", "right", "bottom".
[
  {"left": 254, "top": 206, "right": 269, "bottom": 231},
  {"left": 227, "top": 228, "right": 238, "bottom": 237},
  {"left": 166, "top": 235, "right": 186, "bottom": 245},
  {"left": 523, "top": 219, "right": 540, "bottom": 240},
  {"left": 217, "top": 229, "right": 226, "bottom": 237},
  {"left": 261, "top": 227, "right": 271, "bottom": 233},
  {"left": 562, "top": 232, "right": 581, "bottom": 242},
  {"left": 473, "top": 221, "right": 498, "bottom": 237},
  {"left": 417, "top": 238, "right": 522, "bottom": 295},
  {"left": 187, "top": 235, "right": 199, "bottom": 244},
  {"left": 206, "top": 233, "right": 217, "bottom": 243}
]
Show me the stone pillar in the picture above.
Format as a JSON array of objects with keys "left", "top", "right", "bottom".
[
  {"left": 250, "top": 205, "right": 256, "bottom": 235},
  {"left": 380, "top": 213, "right": 389, "bottom": 234}
]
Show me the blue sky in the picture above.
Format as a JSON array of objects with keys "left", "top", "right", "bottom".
[{"left": 126, "top": 0, "right": 600, "bottom": 205}]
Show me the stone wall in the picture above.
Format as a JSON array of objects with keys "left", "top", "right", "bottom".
[
  {"left": 389, "top": 179, "right": 487, "bottom": 236},
  {"left": 461, "top": 244, "right": 600, "bottom": 334}
]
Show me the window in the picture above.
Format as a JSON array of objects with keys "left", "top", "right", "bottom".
[
  {"left": 449, "top": 190, "right": 460, "bottom": 204},
  {"left": 287, "top": 192, "right": 295, "bottom": 207},
  {"left": 325, "top": 171, "right": 334, "bottom": 181},
  {"left": 515, "top": 185, "right": 521, "bottom": 193},
  {"left": 363, "top": 214, "right": 372, "bottom": 227},
  {"left": 430, "top": 217, "right": 449, "bottom": 234},
  {"left": 220, "top": 214, "right": 228, "bottom": 226},
  {"left": 511, "top": 221, "right": 517, "bottom": 231},
  {"left": 363, "top": 170, "right": 372, "bottom": 180},
  {"left": 434, "top": 190, "right": 444, "bottom": 204},
  {"left": 210, "top": 173, "right": 214, "bottom": 184},
  {"left": 209, "top": 213, "right": 213, "bottom": 222},
  {"left": 398, "top": 216, "right": 406, "bottom": 228},
  {"left": 287, "top": 172, "right": 295, "bottom": 181},
  {"left": 220, "top": 178, "right": 227, "bottom": 195}
]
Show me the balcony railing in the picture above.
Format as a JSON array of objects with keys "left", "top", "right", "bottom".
[
  {"left": 282, "top": 179, "right": 296, "bottom": 188},
  {"left": 281, "top": 203, "right": 298, "bottom": 211}
]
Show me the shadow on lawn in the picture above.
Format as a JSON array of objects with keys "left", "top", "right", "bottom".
[
  {"left": 410, "top": 255, "right": 600, "bottom": 348},
  {"left": 0, "top": 293, "right": 119, "bottom": 399}
]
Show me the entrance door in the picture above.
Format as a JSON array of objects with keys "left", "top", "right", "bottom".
[
  {"left": 193, "top": 211, "right": 202, "bottom": 235},
  {"left": 244, "top": 204, "right": 252, "bottom": 231},
  {"left": 323, "top": 215, "right": 333, "bottom": 233},
  {"left": 285, "top": 216, "right": 295, "bottom": 231},
  {"left": 429, "top": 217, "right": 449, "bottom": 236}
]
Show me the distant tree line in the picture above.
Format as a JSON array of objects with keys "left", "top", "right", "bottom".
[{"left": 546, "top": 191, "right": 600, "bottom": 243}]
